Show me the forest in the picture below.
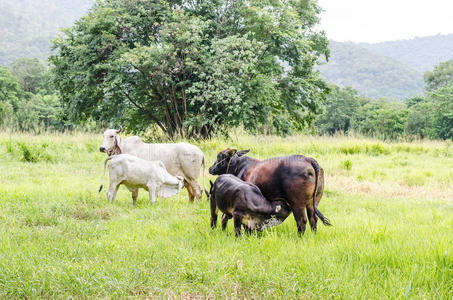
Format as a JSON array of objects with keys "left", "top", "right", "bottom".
[
  {"left": 0, "top": 0, "right": 452, "bottom": 140},
  {"left": 1, "top": 55, "right": 452, "bottom": 139}
]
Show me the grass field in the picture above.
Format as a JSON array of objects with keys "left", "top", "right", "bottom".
[{"left": 0, "top": 132, "right": 452, "bottom": 298}]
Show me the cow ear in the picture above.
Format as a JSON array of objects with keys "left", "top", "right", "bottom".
[
  {"left": 237, "top": 149, "right": 250, "bottom": 157},
  {"left": 114, "top": 135, "right": 123, "bottom": 154},
  {"left": 227, "top": 149, "right": 237, "bottom": 157}
]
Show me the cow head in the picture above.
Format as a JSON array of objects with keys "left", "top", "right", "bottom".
[
  {"left": 99, "top": 126, "right": 123, "bottom": 155},
  {"left": 208, "top": 148, "right": 249, "bottom": 175}
]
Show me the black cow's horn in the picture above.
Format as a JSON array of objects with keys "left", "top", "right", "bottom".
[{"left": 117, "top": 125, "right": 123, "bottom": 133}]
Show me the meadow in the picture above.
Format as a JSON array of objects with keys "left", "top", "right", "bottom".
[{"left": 0, "top": 132, "right": 452, "bottom": 298}]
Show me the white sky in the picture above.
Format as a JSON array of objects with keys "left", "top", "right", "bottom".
[{"left": 317, "top": 0, "right": 453, "bottom": 43}]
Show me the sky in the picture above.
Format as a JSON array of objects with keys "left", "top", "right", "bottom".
[{"left": 317, "top": 0, "right": 453, "bottom": 43}]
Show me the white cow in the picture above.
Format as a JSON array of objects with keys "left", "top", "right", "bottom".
[
  {"left": 99, "top": 126, "right": 208, "bottom": 202},
  {"left": 99, "top": 154, "right": 184, "bottom": 204}
]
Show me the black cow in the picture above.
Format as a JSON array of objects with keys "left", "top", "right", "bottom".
[
  {"left": 209, "top": 174, "right": 291, "bottom": 236},
  {"left": 209, "top": 149, "right": 331, "bottom": 235}
]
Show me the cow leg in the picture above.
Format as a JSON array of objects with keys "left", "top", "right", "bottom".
[
  {"left": 147, "top": 183, "right": 157, "bottom": 204},
  {"left": 243, "top": 225, "right": 252, "bottom": 235},
  {"left": 221, "top": 213, "right": 230, "bottom": 230},
  {"left": 131, "top": 189, "right": 139, "bottom": 206},
  {"left": 210, "top": 199, "right": 218, "bottom": 229},
  {"left": 187, "top": 179, "right": 202, "bottom": 201},
  {"left": 192, "top": 182, "right": 203, "bottom": 201},
  {"left": 211, "top": 212, "right": 218, "bottom": 229},
  {"left": 292, "top": 204, "right": 308, "bottom": 236},
  {"left": 184, "top": 180, "right": 195, "bottom": 202},
  {"left": 233, "top": 213, "right": 243, "bottom": 237},
  {"left": 306, "top": 205, "right": 318, "bottom": 232},
  {"left": 107, "top": 182, "right": 120, "bottom": 203}
]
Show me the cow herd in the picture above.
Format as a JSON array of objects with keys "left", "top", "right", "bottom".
[{"left": 99, "top": 127, "right": 331, "bottom": 236}]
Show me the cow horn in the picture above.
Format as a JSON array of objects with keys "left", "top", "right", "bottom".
[{"left": 116, "top": 125, "right": 123, "bottom": 133}]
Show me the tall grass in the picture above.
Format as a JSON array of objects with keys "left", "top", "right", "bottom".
[{"left": 0, "top": 132, "right": 451, "bottom": 298}]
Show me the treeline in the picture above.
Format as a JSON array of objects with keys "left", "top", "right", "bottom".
[
  {"left": 1, "top": 57, "right": 452, "bottom": 140},
  {"left": 316, "top": 60, "right": 453, "bottom": 140},
  {"left": 0, "top": 58, "right": 68, "bottom": 132}
]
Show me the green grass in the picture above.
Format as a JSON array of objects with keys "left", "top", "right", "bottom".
[{"left": 0, "top": 132, "right": 452, "bottom": 298}]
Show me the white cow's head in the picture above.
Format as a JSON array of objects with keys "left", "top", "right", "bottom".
[{"left": 99, "top": 126, "right": 123, "bottom": 155}]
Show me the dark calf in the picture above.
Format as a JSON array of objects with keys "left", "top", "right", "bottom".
[{"left": 209, "top": 174, "right": 291, "bottom": 237}]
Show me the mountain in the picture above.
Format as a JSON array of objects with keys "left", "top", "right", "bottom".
[
  {"left": 360, "top": 34, "right": 453, "bottom": 73},
  {"left": 318, "top": 41, "right": 424, "bottom": 100},
  {"left": 0, "top": 0, "right": 92, "bottom": 65},
  {"left": 318, "top": 34, "right": 453, "bottom": 100}
]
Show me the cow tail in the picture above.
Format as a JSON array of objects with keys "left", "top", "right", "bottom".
[
  {"left": 310, "top": 158, "right": 332, "bottom": 226},
  {"left": 202, "top": 156, "right": 210, "bottom": 199},
  {"left": 99, "top": 156, "right": 113, "bottom": 193}
]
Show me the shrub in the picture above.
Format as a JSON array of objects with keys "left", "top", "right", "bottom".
[{"left": 343, "top": 159, "right": 352, "bottom": 171}]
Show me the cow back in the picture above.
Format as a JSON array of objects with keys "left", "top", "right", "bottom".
[{"left": 243, "top": 155, "right": 317, "bottom": 202}]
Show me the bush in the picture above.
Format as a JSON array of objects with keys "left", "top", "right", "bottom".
[{"left": 17, "top": 142, "right": 55, "bottom": 162}]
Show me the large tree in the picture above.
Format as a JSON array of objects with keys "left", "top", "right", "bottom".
[
  {"left": 50, "top": 0, "right": 329, "bottom": 137},
  {"left": 424, "top": 60, "right": 453, "bottom": 92},
  {"left": 421, "top": 60, "right": 453, "bottom": 139},
  {"left": 430, "top": 85, "right": 453, "bottom": 140}
]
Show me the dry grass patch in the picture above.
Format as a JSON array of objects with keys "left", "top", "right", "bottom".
[{"left": 327, "top": 174, "right": 453, "bottom": 202}]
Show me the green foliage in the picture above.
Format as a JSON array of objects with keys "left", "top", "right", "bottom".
[
  {"left": 405, "top": 100, "right": 435, "bottom": 138},
  {"left": 343, "top": 159, "right": 352, "bottom": 170},
  {"left": 0, "top": 67, "right": 26, "bottom": 108},
  {"left": 424, "top": 59, "right": 453, "bottom": 92},
  {"left": 15, "top": 94, "right": 64, "bottom": 131},
  {"left": 316, "top": 79, "right": 453, "bottom": 141},
  {"left": 8, "top": 58, "right": 51, "bottom": 94},
  {"left": 339, "top": 143, "right": 391, "bottom": 156},
  {"left": 0, "top": 67, "right": 28, "bottom": 124},
  {"left": 404, "top": 95, "right": 425, "bottom": 108},
  {"left": 50, "top": 0, "right": 329, "bottom": 137},
  {"left": 316, "top": 85, "right": 411, "bottom": 139},
  {"left": 0, "top": 60, "right": 66, "bottom": 132},
  {"left": 5, "top": 140, "right": 54, "bottom": 163},
  {"left": 355, "top": 99, "right": 409, "bottom": 139},
  {"left": 315, "top": 85, "right": 368, "bottom": 134},
  {"left": 430, "top": 85, "right": 453, "bottom": 140},
  {"left": 2, "top": 135, "right": 101, "bottom": 163}
]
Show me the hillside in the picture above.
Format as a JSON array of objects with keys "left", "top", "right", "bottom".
[
  {"left": 318, "top": 35, "right": 453, "bottom": 100},
  {"left": 318, "top": 41, "right": 424, "bottom": 100},
  {"left": 0, "top": 0, "right": 92, "bottom": 65},
  {"left": 360, "top": 34, "right": 453, "bottom": 73}
]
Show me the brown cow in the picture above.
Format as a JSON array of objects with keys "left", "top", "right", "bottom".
[{"left": 208, "top": 149, "right": 331, "bottom": 235}]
